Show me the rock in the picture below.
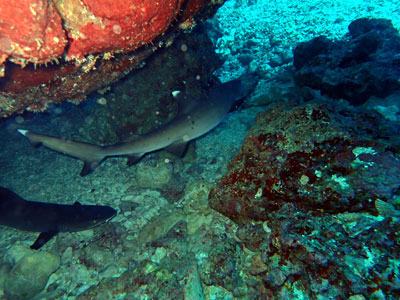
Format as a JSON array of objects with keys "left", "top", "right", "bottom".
[
  {"left": 0, "top": 0, "right": 221, "bottom": 66},
  {"left": 209, "top": 102, "right": 400, "bottom": 223},
  {"left": 264, "top": 268, "right": 287, "bottom": 287},
  {"left": 136, "top": 160, "right": 173, "bottom": 189},
  {"left": 4, "top": 251, "right": 60, "bottom": 299},
  {"left": 0, "top": 0, "right": 66, "bottom": 66},
  {"left": 293, "top": 36, "right": 331, "bottom": 70},
  {"left": 248, "top": 254, "right": 268, "bottom": 276},
  {"left": 293, "top": 18, "right": 400, "bottom": 105},
  {"left": 184, "top": 264, "right": 205, "bottom": 300},
  {"left": 0, "top": 263, "right": 12, "bottom": 290},
  {"left": 81, "top": 245, "right": 115, "bottom": 270},
  {"left": 136, "top": 210, "right": 185, "bottom": 244},
  {"left": 183, "top": 180, "right": 213, "bottom": 212},
  {"left": 0, "top": 0, "right": 224, "bottom": 118},
  {"left": 77, "top": 260, "right": 183, "bottom": 300},
  {"left": 208, "top": 100, "right": 400, "bottom": 298}
]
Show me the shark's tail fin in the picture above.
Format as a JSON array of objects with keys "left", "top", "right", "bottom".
[{"left": 18, "top": 129, "right": 106, "bottom": 176}]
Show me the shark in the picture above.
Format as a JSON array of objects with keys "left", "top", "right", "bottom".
[
  {"left": 18, "top": 79, "right": 250, "bottom": 176},
  {"left": 0, "top": 187, "right": 117, "bottom": 249}
]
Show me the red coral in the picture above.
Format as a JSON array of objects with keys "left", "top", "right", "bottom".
[
  {"left": 0, "top": 0, "right": 67, "bottom": 65},
  {"left": 209, "top": 103, "right": 395, "bottom": 223}
]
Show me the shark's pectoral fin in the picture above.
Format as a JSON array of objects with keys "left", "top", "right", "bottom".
[
  {"left": 126, "top": 154, "right": 144, "bottom": 166},
  {"left": 30, "top": 230, "right": 58, "bottom": 250},
  {"left": 164, "top": 141, "right": 189, "bottom": 157},
  {"left": 80, "top": 160, "right": 101, "bottom": 176}
]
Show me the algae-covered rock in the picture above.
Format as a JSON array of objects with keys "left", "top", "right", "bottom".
[
  {"left": 183, "top": 180, "right": 213, "bottom": 213},
  {"left": 4, "top": 251, "right": 60, "bottom": 299},
  {"left": 137, "top": 210, "right": 185, "bottom": 244},
  {"left": 136, "top": 161, "right": 173, "bottom": 189},
  {"left": 0, "top": 263, "right": 11, "bottom": 290}
]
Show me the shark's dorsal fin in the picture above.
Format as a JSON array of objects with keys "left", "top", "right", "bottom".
[
  {"left": 73, "top": 201, "right": 82, "bottom": 206},
  {"left": 30, "top": 230, "right": 58, "bottom": 250},
  {"left": 172, "top": 90, "right": 198, "bottom": 116},
  {"left": 164, "top": 141, "right": 188, "bottom": 157}
]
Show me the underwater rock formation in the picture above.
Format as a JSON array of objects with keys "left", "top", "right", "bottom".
[
  {"left": 208, "top": 100, "right": 400, "bottom": 298},
  {"left": 209, "top": 102, "right": 400, "bottom": 222},
  {"left": 293, "top": 18, "right": 400, "bottom": 105},
  {"left": 71, "top": 25, "right": 223, "bottom": 145},
  {"left": 4, "top": 251, "right": 60, "bottom": 299},
  {"left": 136, "top": 161, "right": 174, "bottom": 189},
  {"left": 0, "top": 0, "right": 224, "bottom": 117},
  {"left": 0, "top": 0, "right": 219, "bottom": 65},
  {"left": 0, "top": 0, "right": 66, "bottom": 68}
]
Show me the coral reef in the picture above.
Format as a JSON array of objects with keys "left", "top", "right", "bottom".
[
  {"left": 208, "top": 99, "right": 400, "bottom": 298},
  {"left": 209, "top": 102, "right": 400, "bottom": 222},
  {"left": 1, "top": 1, "right": 400, "bottom": 299},
  {"left": 0, "top": 45, "right": 156, "bottom": 118},
  {"left": 0, "top": 0, "right": 66, "bottom": 67},
  {"left": 0, "top": 0, "right": 220, "bottom": 65},
  {"left": 293, "top": 18, "right": 400, "bottom": 105},
  {"left": 211, "top": 0, "right": 400, "bottom": 84},
  {"left": 0, "top": 0, "right": 224, "bottom": 117}
]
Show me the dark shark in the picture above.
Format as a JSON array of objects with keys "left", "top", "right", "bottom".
[
  {"left": 18, "top": 79, "right": 251, "bottom": 176},
  {"left": 0, "top": 187, "right": 117, "bottom": 249}
]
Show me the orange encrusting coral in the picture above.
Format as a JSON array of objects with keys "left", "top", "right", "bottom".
[
  {"left": 0, "top": 0, "right": 224, "bottom": 117},
  {"left": 55, "top": 0, "right": 184, "bottom": 60},
  {"left": 0, "top": 0, "right": 67, "bottom": 66},
  {"left": 0, "top": 0, "right": 185, "bottom": 65}
]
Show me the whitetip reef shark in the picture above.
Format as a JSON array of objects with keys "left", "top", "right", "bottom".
[
  {"left": 0, "top": 187, "right": 117, "bottom": 249},
  {"left": 18, "top": 79, "right": 252, "bottom": 176}
]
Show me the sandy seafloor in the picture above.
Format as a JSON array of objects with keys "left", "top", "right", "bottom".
[{"left": 0, "top": 0, "right": 399, "bottom": 299}]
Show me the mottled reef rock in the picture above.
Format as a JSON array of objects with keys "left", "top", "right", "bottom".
[
  {"left": 0, "top": 0, "right": 225, "bottom": 117},
  {"left": 293, "top": 18, "right": 400, "bottom": 106},
  {"left": 209, "top": 99, "right": 400, "bottom": 298},
  {"left": 209, "top": 102, "right": 400, "bottom": 222}
]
